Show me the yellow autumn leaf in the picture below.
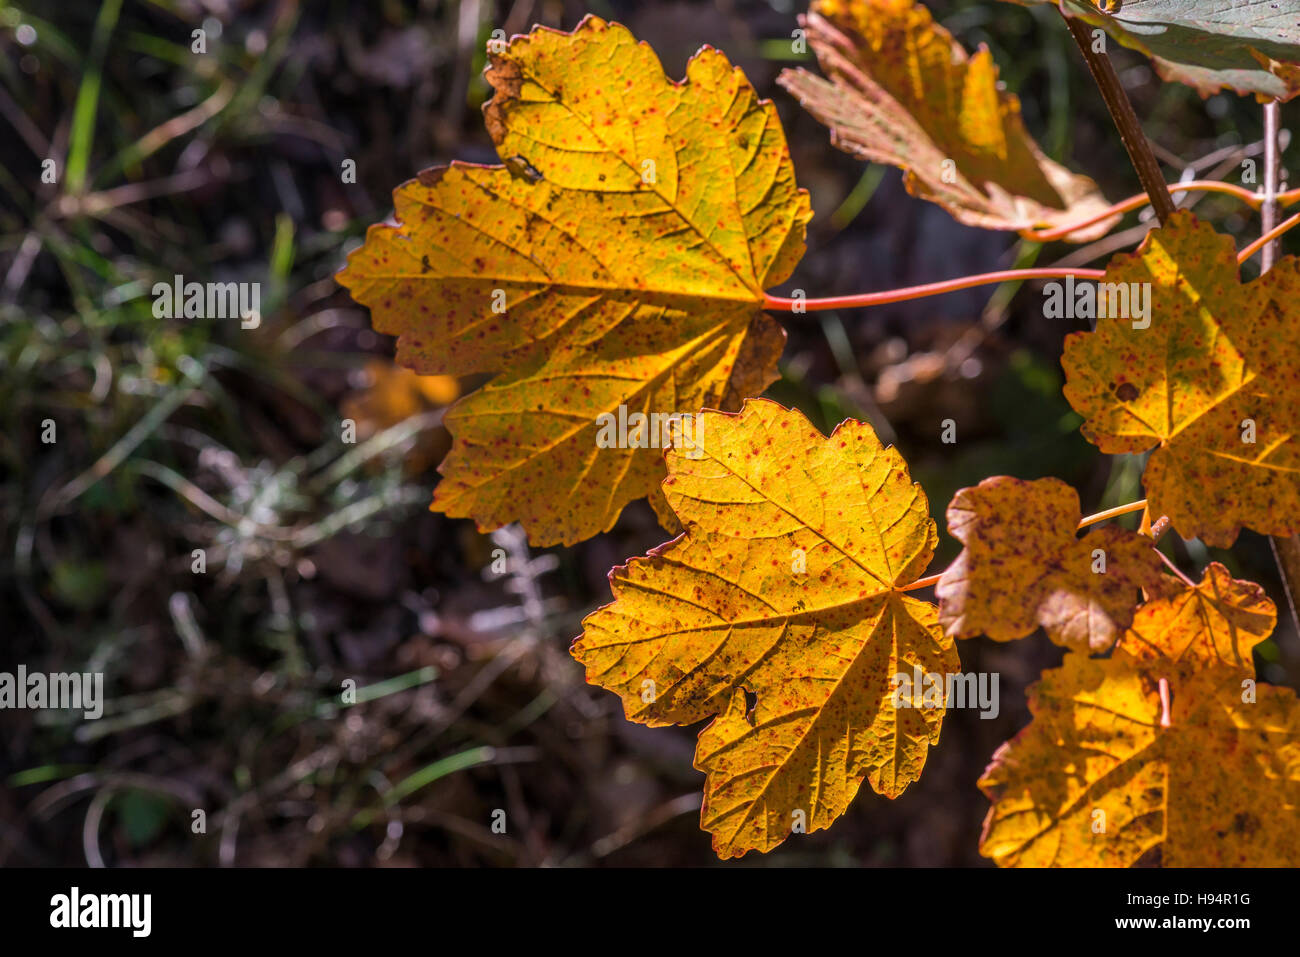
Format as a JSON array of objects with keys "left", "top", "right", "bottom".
[
  {"left": 979, "top": 650, "right": 1300, "bottom": 867},
  {"left": 778, "top": 0, "right": 1116, "bottom": 241},
  {"left": 337, "top": 16, "right": 811, "bottom": 547},
  {"left": 572, "top": 398, "right": 958, "bottom": 859},
  {"left": 1061, "top": 211, "right": 1300, "bottom": 547},
  {"left": 936, "top": 476, "right": 1164, "bottom": 652},
  {"left": 1118, "top": 561, "right": 1275, "bottom": 674}
]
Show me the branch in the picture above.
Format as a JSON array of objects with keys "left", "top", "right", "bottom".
[
  {"left": 1258, "top": 99, "right": 1300, "bottom": 645},
  {"left": 1063, "top": 14, "right": 1175, "bottom": 225},
  {"left": 1263, "top": 101, "right": 1282, "bottom": 272}
]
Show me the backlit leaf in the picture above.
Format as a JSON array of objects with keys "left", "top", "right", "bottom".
[
  {"left": 1118, "top": 561, "right": 1275, "bottom": 673},
  {"left": 936, "top": 476, "right": 1164, "bottom": 651},
  {"left": 979, "top": 649, "right": 1300, "bottom": 867},
  {"left": 778, "top": 0, "right": 1117, "bottom": 241},
  {"left": 338, "top": 16, "right": 812, "bottom": 546},
  {"left": 1061, "top": 211, "right": 1300, "bottom": 547},
  {"left": 1003, "top": 0, "right": 1300, "bottom": 102},
  {"left": 571, "top": 399, "right": 958, "bottom": 858}
]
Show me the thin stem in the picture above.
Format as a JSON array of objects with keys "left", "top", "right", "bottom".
[
  {"left": 763, "top": 267, "right": 1103, "bottom": 313},
  {"left": 1077, "top": 498, "right": 1147, "bottom": 528},
  {"left": 1271, "top": 537, "right": 1300, "bottom": 643},
  {"left": 1238, "top": 209, "right": 1300, "bottom": 264},
  {"left": 898, "top": 572, "right": 943, "bottom": 593},
  {"left": 1024, "top": 180, "right": 1300, "bottom": 243},
  {"left": 1155, "top": 547, "right": 1195, "bottom": 587},
  {"left": 1064, "top": 14, "right": 1175, "bottom": 224}
]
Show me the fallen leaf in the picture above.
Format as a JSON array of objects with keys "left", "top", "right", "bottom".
[
  {"left": 778, "top": 0, "right": 1117, "bottom": 241},
  {"left": 338, "top": 16, "right": 811, "bottom": 546},
  {"left": 1118, "top": 561, "right": 1275, "bottom": 674},
  {"left": 1061, "top": 211, "right": 1300, "bottom": 547},
  {"left": 936, "top": 476, "right": 1164, "bottom": 652},
  {"left": 1004, "top": 0, "right": 1300, "bottom": 102},
  {"left": 571, "top": 398, "right": 958, "bottom": 858},
  {"left": 979, "top": 650, "right": 1300, "bottom": 867}
]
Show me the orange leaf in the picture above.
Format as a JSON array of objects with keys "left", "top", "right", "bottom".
[
  {"left": 343, "top": 360, "right": 458, "bottom": 426},
  {"left": 337, "top": 16, "right": 811, "bottom": 546},
  {"left": 979, "top": 650, "right": 1300, "bottom": 867},
  {"left": 1118, "top": 561, "right": 1275, "bottom": 674},
  {"left": 340, "top": 360, "right": 456, "bottom": 476},
  {"left": 571, "top": 399, "right": 958, "bottom": 858},
  {"left": 1061, "top": 211, "right": 1300, "bottom": 547},
  {"left": 936, "top": 476, "right": 1164, "bottom": 652},
  {"left": 778, "top": 0, "right": 1116, "bottom": 241}
]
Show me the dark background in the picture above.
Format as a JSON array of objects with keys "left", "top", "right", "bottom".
[{"left": 2, "top": 0, "right": 1295, "bottom": 867}]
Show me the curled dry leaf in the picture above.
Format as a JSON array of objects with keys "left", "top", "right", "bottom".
[
  {"left": 1003, "top": 0, "right": 1300, "bottom": 102},
  {"left": 1118, "top": 561, "right": 1275, "bottom": 675},
  {"left": 338, "top": 16, "right": 811, "bottom": 546},
  {"left": 778, "top": 0, "right": 1117, "bottom": 241},
  {"left": 1061, "top": 211, "right": 1300, "bottom": 548},
  {"left": 571, "top": 399, "right": 958, "bottom": 858},
  {"left": 979, "top": 649, "right": 1300, "bottom": 867},
  {"left": 936, "top": 476, "right": 1164, "bottom": 652}
]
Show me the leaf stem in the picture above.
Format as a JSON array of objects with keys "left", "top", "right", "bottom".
[
  {"left": 898, "top": 572, "right": 943, "bottom": 593},
  {"left": 1155, "top": 547, "right": 1196, "bottom": 588},
  {"left": 1238, "top": 210, "right": 1300, "bottom": 264},
  {"left": 1076, "top": 498, "right": 1147, "bottom": 528},
  {"left": 763, "top": 267, "right": 1102, "bottom": 313},
  {"left": 1063, "top": 14, "right": 1175, "bottom": 225},
  {"left": 1024, "top": 181, "right": 1300, "bottom": 243}
]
